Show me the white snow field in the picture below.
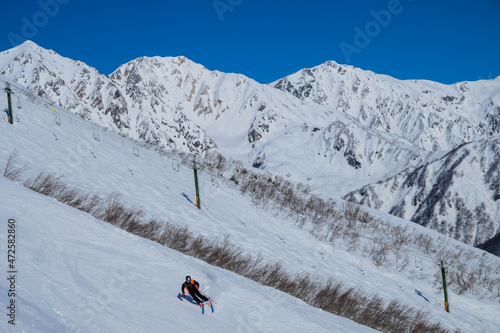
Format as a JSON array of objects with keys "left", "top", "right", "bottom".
[
  {"left": 0, "top": 77, "right": 499, "bottom": 332},
  {"left": 0, "top": 177, "right": 378, "bottom": 333}
]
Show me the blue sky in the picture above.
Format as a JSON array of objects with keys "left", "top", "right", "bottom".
[{"left": 0, "top": 0, "right": 499, "bottom": 84}]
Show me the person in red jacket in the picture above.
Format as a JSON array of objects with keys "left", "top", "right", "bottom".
[{"left": 181, "top": 276, "right": 209, "bottom": 306}]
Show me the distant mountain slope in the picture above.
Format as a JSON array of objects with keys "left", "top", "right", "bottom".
[
  {"left": 270, "top": 61, "right": 500, "bottom": 151},
  {"left": 478, "top": 232, "right": 500, "bottom": 256},
  {"left": 0, "top": 41, "right": 215, "bottom": 153},
  {"left": 344, "top": 139, "right": 500, "bottom": 246}
]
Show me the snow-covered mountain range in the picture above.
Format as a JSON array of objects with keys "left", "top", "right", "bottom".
[
  {"left": 1, "top": 40, "right": 499, "bottom": 252},
  {"left": 271, "top": 61, "right": 500, "bottom": 151}
]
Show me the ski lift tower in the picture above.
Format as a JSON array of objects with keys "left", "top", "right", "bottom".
[
  {"left": 193, "top": 160, "right": 201, "bottom": 209},
  {"left": 440, "top": 260, "right": 450, "bottom": 312},
  {"left": 4, "top": 82, "right": 13, "bottom": 124}
]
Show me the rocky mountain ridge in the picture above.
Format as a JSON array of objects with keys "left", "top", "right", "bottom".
[{"left": 271, "top": 61, "right": 500, "bottom": 151}]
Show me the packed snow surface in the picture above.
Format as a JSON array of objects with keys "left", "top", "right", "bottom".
[{"left": 0, "top": 177, "right": 384, "bottom": 332}]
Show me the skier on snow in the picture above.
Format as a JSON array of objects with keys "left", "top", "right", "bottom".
[{"left": 182, "top": 276, "right": 209, "bottom": 307}]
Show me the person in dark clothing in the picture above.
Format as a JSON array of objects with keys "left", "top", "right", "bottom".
[{"left": 181, "top": 276, "right": 209, "bottom": 306}]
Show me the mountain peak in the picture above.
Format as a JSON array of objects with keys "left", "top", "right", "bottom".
[
  {"left": 109, "top": 54, "right": 207, "bottom": 78},
  {"left": 9, "top": 40, "right": 59, "bottom": 58},
  {"left": 16, "top": 40, "right": 40, "bottom": 50}
]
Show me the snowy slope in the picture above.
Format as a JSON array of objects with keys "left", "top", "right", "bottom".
[
  {"left": 1, "top": 75, "right": 500, "bottom": 332},
  {"left": 0, "top": 177, "right": 379, "bottom": 333}
]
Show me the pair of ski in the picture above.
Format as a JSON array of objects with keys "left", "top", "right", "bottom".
[{"left": 201, "top": 298, "right": 214, "bottom": 314}]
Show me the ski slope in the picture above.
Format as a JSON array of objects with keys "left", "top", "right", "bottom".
[
  {"left": 0, "top": 77, "right": 499, "bottom": 332},
  {"left": 0, "top": 177, "right": 378, "bottom": 333}
]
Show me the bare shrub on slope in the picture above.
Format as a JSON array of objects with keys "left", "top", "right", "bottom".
[{"left": 3, "top": 148, "right": 29, "bottom": 181}]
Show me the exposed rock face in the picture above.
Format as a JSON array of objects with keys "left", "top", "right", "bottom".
[{"left": 344, "top": 140, "right": 500, "bottom": 247}]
